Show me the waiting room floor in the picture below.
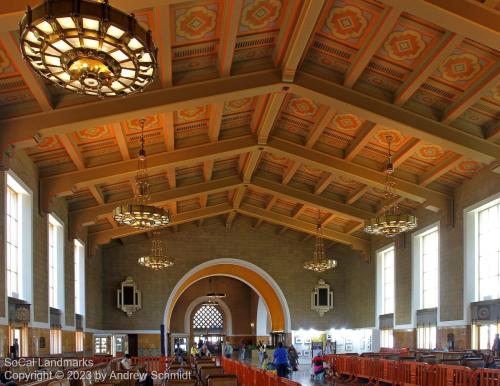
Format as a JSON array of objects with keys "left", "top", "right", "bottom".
[{"left": 279, "top": 364, "right": 362, "bottom": 386}]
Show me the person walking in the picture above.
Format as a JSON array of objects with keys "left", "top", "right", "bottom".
[
  {"left": 224, "top": 341, "right": 233, "bottom": 359},
  {"left": 257, "top": 341, "right": 266, "bottom": 367},
  {"left": 288, "top": 345, "right": 299, "bottom": 371},
  {"left": 239, "top": 340, "right": 246, "bottom": 361},
  {"left": 493, "top": 333, "right": 500, "bottom": 357},
  {"left": 273, "top": 342, "right": 289, "bottom": 378}
]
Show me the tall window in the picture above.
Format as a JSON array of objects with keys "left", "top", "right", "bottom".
[
  {"left": 380, "top": 329, "right": 393, "bottom": 348},
  {"left": 381, "top": 247, "right": 395, "bottom": 314},
  {"left": 75, "top": 331, "right": 84, "bottom": 352},
  {"left": 50, "top": 329, "right": 62, "bottom": 354},
  {"left": 74, "top": 240, "right": 85, "bottom": 315},
  {"left": 478, "top": 202, "right": 500, "bottom": 300},
  {"left": 417, "top": 325, "right": 437, "bottom": 349},
  {"left": 6, "top": 172, "right": 32, "bottom": 301},
  {"left": 48, "top": 214, "right": 64, "bottom": 309},
  {"left": 420, "top": 227, "right": 439, "bottom": 309},
  {"left": 49, "top": 222, "right": 56, "bottom": 308},
  {"left": 6, "top": 186, "right": 20, "bottom": 297}
]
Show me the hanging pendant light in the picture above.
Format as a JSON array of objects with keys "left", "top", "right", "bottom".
[
  {"left": 113, "top": 118, "right": 170, "bottom": 229},
  {"left": 19, "top": 0, "right": 157, "bottom": 97},
  {"left": 206, "top": 277, "right": 226, "bottom": 299},
  {"left": 138, "top": 230, "right": 174, "bottom": 270},
  {"left": 363, "top": 136, "right": 417, "bottom": 237},
  {"left": 303, "top": 212, "right": 338, "bottom": 272}
]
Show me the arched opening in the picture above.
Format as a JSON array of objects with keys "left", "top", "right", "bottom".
[{"left": 164, "top": 259, "right": 290, "bottom": 352}]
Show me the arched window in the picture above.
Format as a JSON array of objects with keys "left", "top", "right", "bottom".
[{"left": 192, "top": 305, "right": 224, "bottom": 330}]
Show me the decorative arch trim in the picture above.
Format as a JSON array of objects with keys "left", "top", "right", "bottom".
[{"left": 164, "top": 258, "right": 291, "bottom": 332}]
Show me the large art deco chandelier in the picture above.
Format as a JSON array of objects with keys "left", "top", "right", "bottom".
[
  {"left": 19, "top": 0, "right": 157, "bottom": 97},
  {"left": 303, "top": 214, "right": 338, "bottom": 273},
  {"left": 363, "top": 136, "right": 417, "bottom": 237},
  {"left": 113, "top": 119, "right": 170, "bottom": 229},
  {"left": 138, "top": 231, "right": 174, "bottom": 270}
]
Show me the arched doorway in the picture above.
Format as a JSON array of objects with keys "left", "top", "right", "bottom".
[{"left": 164, "top": 258, "right": 291, "bottom": 352}]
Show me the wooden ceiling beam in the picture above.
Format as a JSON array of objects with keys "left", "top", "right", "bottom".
[
  {"left": 282, "top": 161, "right": 301, "bottom": 185},
  {"left": 305, "top": 107, "right": 336, "bottom": 148},
  {"left": 394, "top": 32, "right": 463, "bottom": 106},
  {"left": 256, "top": 92, "right": 287, "bottom": 145},
  {"left": 208, "top": 103, "right": 224, "bottom": 142},
  {"left": 57, "top": 134, "right": 86, "bottom": 170},
  {"left": 161, "top": 112, "right": 175, "bottom": 152},
  {"left": 111, "top": 123, "right": 130, "bottom": 160},
  {"left": 167, "top": 167, "right": 177, "bottom": 189},
  {"left": 392, "top": 138, "right": 422, "bottom": 169},
  {"left": 345, "top": 185, "right": 368, "bottom": 205},
  {"left": 280, "top": 0, "right": 326, "bottom": 82},
  {"left": 343, "top": 7, "right": 401, "bottom": 88},
  {"left": 419, "top": 153, "right": 464, "bottom": 186},
  {"left": 70, "top": 175, "right": 242, "bottom": 230},
  {"left": 0, "top": 31, "right": 53, "bottom": 111},
  {"left": 267, "top": 136, "right": 449, "bottom": 209},
  {"left": 253, "top": 196, "right": 277, "bottom": 228},
  {"left": 238, "top": 203, "right": 370, "bottom": 260},
  {"left": 379, "top": 0, "right": 500, "bottom": 49},
  {"left": 241, "top": 150, "right": 262, "bottom": 184},
  {"left": 89, "top": 203, "right": 233, "bottom": 250},
  {"left": 42, "top": 135, "right": 256, "bottom": 199},
  {"left": 252, "top": 176, "right": 373, "bottom": 222},
  {"left": 88, "top": 185, "right": 105, "bottom": 206},
  {"left": 314, "top": 172, "right": 334, "bottom": 195},
  {"left": 441, "top": 68, "right": 500, "bottom": 124},
  {"left": 203, "top": 160, "right": 214, "bottom": 182},
  {"left": 292, "top": 72, "right": 499, "bottom": 163},
  {"left": 154, "top": 5, "right": 173, "bottom": 87},
  {"left": 292, "top": 203, "right": 307, "bottom": 219},
  {"left": 344, "top": 122, "right": 378, "bottom": 161},
  {"left": 0, "top": 69, "right": 283, "bottom": 151},
  {"left": 217, "top": 0, "right": 243, "bottom": 77}
]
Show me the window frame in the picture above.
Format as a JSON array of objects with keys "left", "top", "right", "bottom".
[
  {"left": 412, "top": 223, "right": 440, "bottom": 320},
  {"left": 5, "top": 171, "right": 33, "bottom": 304},
  {"left": 50, "top": 328, "right": 62, "bottom": 355},
  {"left": 376, "top": 244, "right": 395, "bottom": 319},
  {"left": 464, "top": 193, "right": 500, "bottom": 324},
  {"left": 48, "top": 214, "right": 65, "bottom": 311},
  {"left": 74, "top": 239, "right": 85, "bottom": 316}
]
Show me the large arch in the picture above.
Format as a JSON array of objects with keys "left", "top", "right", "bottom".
[{"left": 164, "top": 258, "right": 291, "bottom": 333}]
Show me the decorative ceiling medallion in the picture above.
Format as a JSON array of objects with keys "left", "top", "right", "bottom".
[
  {"left": 19, "top": 0, "right": 157, "bottom": 97},
  {"left": 439, "top": 53, "right": 481, "bottom": 82},
  {"left": 224, "top": 97, "right": 254, "bottom": 113},
  {"left": 415, "top": 144, "right": 444, "bottom": 161},
  {"left": 288, "top": 97, "right": 319, "bottom": 117},
  {"left": 176, "top": 106, "right": 208, "bottom": 122},
  {"left": 456, "top": 160, "right": 481, "bottom": 174},
  {"left": 76, "top": 126, "right": 111, "bottom": 142},
  {"left": 176, "top": 6, "right": 217, "bottom": 40},
  {"left": 240, "top": 0, "right": 282, "bottom": 31},
  {"left": 128, "top": 116, "right": 159, "bottom": 131},
  {"left": 332, "top": 114, "right": 363, "bottom": 132},
  {"left": 373, "top": 129, "right": 403, "bottom": 146},
  {"left": 326, "top": 5, "right": 368, "bottom": 40},
  {"left": 384, "top": 30, "right": 426, "bottom": 61},
  {"left": 301, "top": 165, "right": 323, "bottom": 177}
]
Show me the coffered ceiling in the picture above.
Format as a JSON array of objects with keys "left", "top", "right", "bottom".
[{"left": 0, "top": 0, "right": 498, "bottom": 259}]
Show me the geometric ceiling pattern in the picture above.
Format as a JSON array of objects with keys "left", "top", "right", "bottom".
[{"left": 0, "top": 0, "right": 498, "bottom": 260}]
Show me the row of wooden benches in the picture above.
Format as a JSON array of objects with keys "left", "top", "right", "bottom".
[{"left": 326, "top": 354, "right": 500, "bottom": 386}]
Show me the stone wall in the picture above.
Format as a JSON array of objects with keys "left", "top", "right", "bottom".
[{"left": 98, "top": 218, "right": 359, "bottom": 332}]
